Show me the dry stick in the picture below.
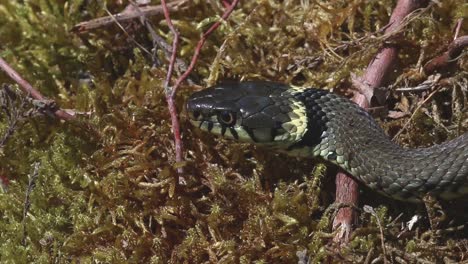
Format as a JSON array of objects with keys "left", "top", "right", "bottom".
[
  {"left": 393, "top": 86, "right": 442, "bottom": 140},
  {"left": 160, "top": 0, "right": 239, "bottom": 175},
  {"left": 78, "top": 1, "right": 193, "bottom": 84},
  {"left": 394, "top": 74, "right": 440, "bottom": 92},
  {"left": 168, "top": 0, "right": 240, "bottom": 97},
  {"left": 423, "top": 35, "right": 468, "bottom": 75},
  {"left": 221, "top": 0, "right": 232, "bottom": 9},
  {"left": 128, "top": 2, "right": 191, "bottom": 81},
  {"left": 71, "top": 0, "right": 188, "bottom": 33},
  {"left": 103, "top": 7, "right": 152, "bottom": 56},
  {"left": 453, "top": 18, "right": 463, "bottom": 40},
  {"left": 332, "top": 0, "right": 427, "bottom": 244},
  {"left": 0, "top": 58, "right": 73, "bottom": 121},
  {"left": 161, "top": 0, "right": 183, "bottom": 177},
  {"left": 161, "top": 0, "right": 180, "bottom": 94}
]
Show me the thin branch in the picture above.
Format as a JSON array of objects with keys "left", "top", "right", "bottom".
[
  {"left": 169, "top": 0, "right": 240, "bottom": 98},
  {"left": 221, "top": 0, "right": 232, "bottom": 9},
  {"left": 71, "top": 0, "right": 188, "bottom": 33},
  {"left": 103, "top": 7, "right": 152, "bottom": 56},
  {"left": 0, "top": 57, "right": 73, "bottom": 121},
  {"left": 392, "top": 85, "right": 442, "bottom": 140},
  {"left": 453, "top": 18, "right": 463, "bottom": 40},
  {"left": 332, "top": 0, "right": 428, "bottom": 245},
  {"left": 395, "top": 74, "right": 440, "bottom": 92},
  {"left": 354, "top": 0, "right": 430, "bottom": 105},
  {"left": 123, "top": 1, "right": 194, "bottom": 83},
  {"left": 161, "top": 0, "right": 180, "bottom": 94},
  {"left": 423, "top": 35, "right": 468, "bottom": 75},
  {"left": 160, "top": 0, "right": 240, "bottom": 175},
  {"left": 160, "top": 0, "right": 183, "bottom": 177}
]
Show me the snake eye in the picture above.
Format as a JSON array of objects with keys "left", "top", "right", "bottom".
[
  {"left": 191, "top": 110, "right": 201, "bottom": 120},
  {"left": 217, "top": 111, "right": 236, "bottom": 126},
  {"left": 188, "top": 110, "right": 201, "bottom": 120}
]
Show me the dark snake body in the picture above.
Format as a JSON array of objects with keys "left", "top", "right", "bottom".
[{"left": 187, "top": 81, "right": 468, "bottom": 202}]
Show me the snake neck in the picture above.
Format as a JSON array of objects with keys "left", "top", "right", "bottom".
[{"left": 284, "top": 88, "right": 468, "bottom": 202}]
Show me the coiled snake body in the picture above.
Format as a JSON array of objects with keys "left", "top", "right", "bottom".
[{"left": 187, "top": 81, "right": 468, "bottom": 202}]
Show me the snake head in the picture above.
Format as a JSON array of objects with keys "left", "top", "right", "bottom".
[{"left": 186, "top": 81, "right": 308, "bottom": 146}]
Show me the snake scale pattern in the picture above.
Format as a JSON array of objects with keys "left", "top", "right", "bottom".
[{"left": 187, "top": 81, "right": 468, "bottom": 202}]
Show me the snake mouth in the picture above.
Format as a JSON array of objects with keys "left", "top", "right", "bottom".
[
  {"left": 187, "top": 113, "right": 243, "bottom": 141},
  {"left": 186, "top": 82, "right": 309, "bottom": 144},
  {"left": 186, "top": 100, "right": 244, "bottom": 140}
]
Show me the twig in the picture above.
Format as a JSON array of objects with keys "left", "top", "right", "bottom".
[
  {"left": 161, "top": 0, "right": 180, "bottom": 94},
  {"left": 354, "top": 0, "right": 430, "bottom": 104},
  {"left": 103, "top": 7, "right": 152, "bottom": 56},
  {"left": 160, "top": 0, "right": 183, "bottom": 177},
  {"left": 128, "top": 1, "right": 191, "bottom": 80},
  {"left": 392, "top": 85, "right": 442, "bottom": 140},
  {"left": 71, "top": 0, "right": 188, "bottom": 33},
  {"left": 332, "top": 172, "right": 359, "bottom": 244},
  {"left": 395, "top": 74, "right": 441, "bottom": 92},
  {"left": 423, "top": 35, "right": 468, "bottom": 75},
  {"left": 21, "top": 162, "right": 40, "bottom": 246},
  {"left": 168, "top": 0, "right": 240, "bottom": 97},
  {"left": 0, "top": 57, "right": 74, "bottom": 121},
  {"left": 453, "top": 18, "right": 463, "bottom": 40},
  {"left": 221, "top": 0, "right": 232, "bottom": 9},
  {"left": 99, "top": 1, "right": 194, "bottom": 84},
  {"left": 364, "top": 247, "right": 375, "bottom": 264},
  {"left": 333, "top": 0, "right": 428, "bottom": 245},
  {"left": 160, "top": 0, "right": 240, "bottom": 175}
]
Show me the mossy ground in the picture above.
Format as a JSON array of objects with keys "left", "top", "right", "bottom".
[{"left": 0, "top": 0, "right": 467, "bottom": 263}]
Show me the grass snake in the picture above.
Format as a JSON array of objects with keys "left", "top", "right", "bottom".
[{"left": 186, "top": 81, "right": 468, "bottom": 202}]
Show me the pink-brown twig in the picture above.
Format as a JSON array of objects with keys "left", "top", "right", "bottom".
[
  {"left": 221, "top": 0, "right": 232, "bottom": 9},
  {"left": 332, "top": 0, "right": 428, "bottom": 244},
  {"left": 161, "top": 0, "right": 180, "bottom": 94},
  {"left": 169, "top": 0, "right": 239, "bottom": 98},
  {"left": 423, "top": 35, "right": 468, "bottom": 75},
  {"left": 0, "top": 57, "right": 74, "bottom": 121},
  {"left": 0, "top": 174, "right": 9, "bottom": 190},
  {"left": 71, "top": 0, "right": 188, "bottom": 33},
  {"left": 160, "top": 0, "right": 240, "bottom": 174},
  {"left": 453, "top": 18, "right": 463, "bottom": 40}
]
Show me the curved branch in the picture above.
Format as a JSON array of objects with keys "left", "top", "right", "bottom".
[
  {"left": 423, "top": 35, "right": 468, "bottom": 75},
  {"left": 71, "top": 0, "right": 188, "bottom": 33},
  {"left": 169, "top": 0, "right": 240, "bottom": 97},
  {"left": 160, "top": 0, "right": 240, "bottom": 176},
  {"left": 333, "top": 0, "right": 428, "bottom": 245},
  {"left": 0, "top": 57, "right": 74, "bottom": 121}
]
